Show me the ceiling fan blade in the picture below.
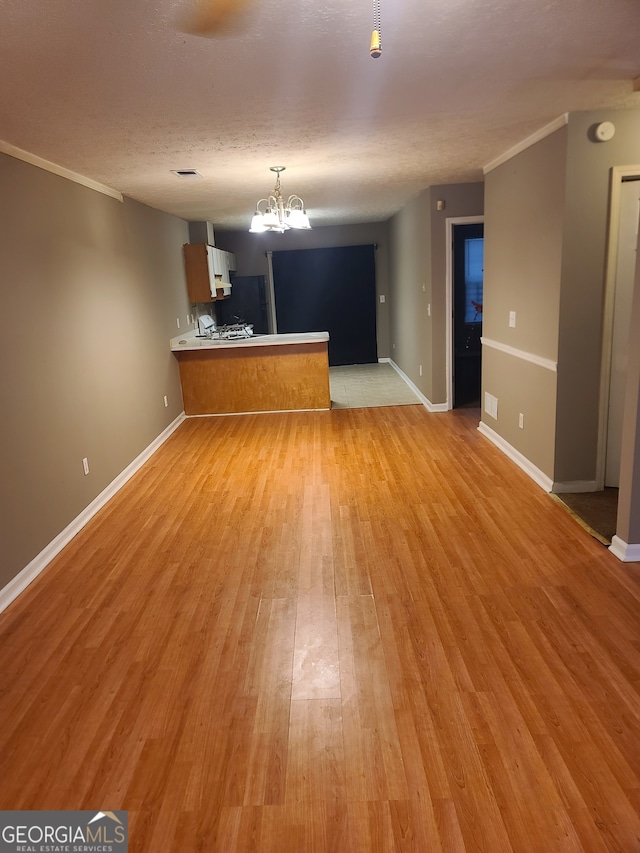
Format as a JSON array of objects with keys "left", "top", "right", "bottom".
[{"left": 191, "top": 0, "right": 255, "bottom": 34}]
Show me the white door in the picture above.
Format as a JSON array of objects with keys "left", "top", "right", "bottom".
[{"left": 606, "top": 179, "right": 640, "bottom": 486}]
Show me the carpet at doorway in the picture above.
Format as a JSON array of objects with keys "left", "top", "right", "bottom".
[
  {"left": 550, "top": 488, "right": 618, "bottom": 546},
  {"left": 329, "top": 363, "right": 421, "bottom": 409}
]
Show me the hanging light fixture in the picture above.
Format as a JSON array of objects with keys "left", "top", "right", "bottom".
[
  {"left": 370, "top": 0, "right": 382, "bottom": 58},
  {"left": 249, "top": 167, "right": 312, "bottom": 233}
]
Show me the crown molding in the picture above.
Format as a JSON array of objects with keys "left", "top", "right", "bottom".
[
  {"left": 483, "top": 114, "right": 569, "bottom": 175},
  {"left": 0, "top": 139, "right": 123, "bottom": 201}
]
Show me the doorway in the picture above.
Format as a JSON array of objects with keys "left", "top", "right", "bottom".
[
  {"left": 605, "top": 178, "right": 640, "bottom": 486},
  {"left": 451, "top": 222, "right": 484, "bottom": 407},
  {"left": 598, "top": 166, "right": 640, "bottom": 491}
]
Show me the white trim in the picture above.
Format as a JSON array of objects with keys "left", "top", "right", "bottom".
[
  {"left": 446, "top": 216, "right": 485, "bottom": 410},
  {"left": 378, "top": 357, "right": 391, "bottom": 363},
  {"left": 186, "top": 408, "right": 331, "bottom": 417},
  {"left": 596, "top": 165, "right": 640, "bottom": 490},
  {"left": 0, "top": 139, "right": 123, "bottom": 201},
  {"left": 481, "top": 337, "right": 558, "bottom": 372},
  {"left": 483, "top": 114, "right": 569, "bottom": 174},
  {"left": 477, "top": 421, "right": 554, "bottom": 491},
  {"left": 0, "top": 413, "right": 186, "bottom": 615},
  {"left": 265, "top": 251, "right": 278, "bottom": 334},
  {"left": 551, "top": 480, "right": 598, "bottom": 494},
  {"left": 389, "top": 360, "right": 448, "bottom": 412},
  {"left": 609, "top": 535, "right": 640, "bottom": 563}
]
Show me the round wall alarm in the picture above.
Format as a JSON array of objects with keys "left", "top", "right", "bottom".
[{"left": 594, "top": 121, "right": 616, "bottom": 142}]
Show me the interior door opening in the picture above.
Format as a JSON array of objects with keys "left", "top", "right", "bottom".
[
  {"left": 606, "top": 177, "right": 640, "bottom": 487},
  {"left": 452, "top": 222, "right": 484, "bottom": 408}
]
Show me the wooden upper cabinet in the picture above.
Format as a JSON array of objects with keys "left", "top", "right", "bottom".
[
  {"left": 183, "top": 243, "right": 216, "bottom": 303},
  {"left": 183, "top": 244, "right": 236, "bottom": 303}
]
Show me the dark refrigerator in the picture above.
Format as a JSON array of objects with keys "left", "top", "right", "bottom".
[{"left": 215, "top": 275, "right": 269, "bottom": 334}]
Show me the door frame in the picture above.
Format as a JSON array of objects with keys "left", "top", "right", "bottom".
[
  {"left": 445, "top": 216, "right": 485, "bottom": 410},
  {"left": 596, "top": 165, "right": 640, "bottom": 489},
  {"left": 265, "top": 251, "right": 278, "bottom": 334}
]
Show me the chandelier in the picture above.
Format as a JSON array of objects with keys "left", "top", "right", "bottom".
[{"left": 249, "top": 167, "right": 312, "bottom": 233}]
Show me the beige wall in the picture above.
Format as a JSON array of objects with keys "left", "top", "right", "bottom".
[
  {"left": 482, "top": 127, "right": 567, "bottom": 479},
  {"left": 483, "top": 129, "right": 567, "bottom": 360},
  {"left": 0, "top": 153, "right": 190, "bottom": 589},
  {"left": 555, "top": 109, "right": 640, "bottom": 483},
  {"left": 388, "top": 190, "right": 432, "bottom": 396},
  {"left": 482, "top": 106, "right": 640, "bottom": 515},
  {"left": 215, "top": 223, "right": 391, "bottom": 359},
  {"left": 388, "top": 183, "right": 484, "bottom": 405}
]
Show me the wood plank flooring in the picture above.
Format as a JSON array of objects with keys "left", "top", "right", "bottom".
[{"left": 1, "top": 406, "right": 640, "bottom": 851}]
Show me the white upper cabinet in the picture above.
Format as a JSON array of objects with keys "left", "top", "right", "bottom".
[
  {"left": 211, "top": 248, "right": 225, "bottom": 277},
  {"left": 210, "top": 248, "right": 236, "bottom": 284},
  {"left": 206, "top": 245, "right": 217, "bottom": 295}
]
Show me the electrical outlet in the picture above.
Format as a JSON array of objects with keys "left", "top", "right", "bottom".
[
  {"left": 419, "top": 364, "right": 423, "bottom": 377},
  {"left": 422, "top": 282, "right": 426, "bottom": 293},
  {"left": 509, "top": 311, "right": 516, "bottom": 328},
  {"left": 176, "top": 317, "right": 181, "bottom": 329},
  {"left": 379, "top": 294, "right": 386, "bottom": 303},
  {"left": 164, "top": 395, "right": 168, "bottom": 407},
  {"left": 427, "top": 303, "right": 431, "bottom": 316},
  {"left": 519, "top": 412, "right": 524, "bottom": 429},
  {"left": 82, "top": 457, "right": 90, "bottom": 476}
]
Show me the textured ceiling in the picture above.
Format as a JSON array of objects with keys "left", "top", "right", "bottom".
[{"left": 1, "top": 0, "right": 640, "bottom": 229}]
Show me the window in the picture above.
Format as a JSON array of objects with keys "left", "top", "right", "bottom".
[{"left": 464, "top": 237, "right": 484, "bottom": 323}]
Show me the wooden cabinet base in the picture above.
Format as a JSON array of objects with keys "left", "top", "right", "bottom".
[{"left": 175, "top": 342, "right": 331, "bottom": 415}]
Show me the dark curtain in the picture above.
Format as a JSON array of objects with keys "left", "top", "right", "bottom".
[{"left": 272, "top": 245, "right": 377, "bottom": 366}]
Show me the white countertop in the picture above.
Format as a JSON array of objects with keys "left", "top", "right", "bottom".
[{"left": 170, "top": 331, "right": 329, "bottom": 352}]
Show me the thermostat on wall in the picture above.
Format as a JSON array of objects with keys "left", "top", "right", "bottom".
[{"left": 594, "top": 121, "right": 616, "bottom": 142}]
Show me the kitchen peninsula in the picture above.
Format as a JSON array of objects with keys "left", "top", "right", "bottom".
[{"left": 170, "top": 332, "right": 330, "bottom": 415}]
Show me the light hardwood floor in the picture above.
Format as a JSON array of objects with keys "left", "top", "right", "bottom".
[{"left": 1, "top": 406, "right": 640, "bottom": 851}]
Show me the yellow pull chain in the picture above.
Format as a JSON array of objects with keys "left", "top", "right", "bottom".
[{"left": 370, "top": 0, "right": 381, "bottom": 58}]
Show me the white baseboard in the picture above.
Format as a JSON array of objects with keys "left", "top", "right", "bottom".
[
  {"left": 389, "top": 360, "right": 449, "bottom": 413},
  {"left": 0, "top": 413, "right": 186, "bottom": 615},
  {"left": 477, "top": 421, "right": 554, "bottom": 492},
  {"left": 187, "top": 408, "right": 331, "bottom": 417},
  {"left": 609, "top": 536, "right": 640, "bottom": 563},
  {"left": 552, "top": 480, "right": 599, "bottom": 494}
]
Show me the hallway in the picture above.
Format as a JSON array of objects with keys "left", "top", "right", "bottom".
[{"left": 1, "top": 406, "right": 639, "bottom": 851}]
